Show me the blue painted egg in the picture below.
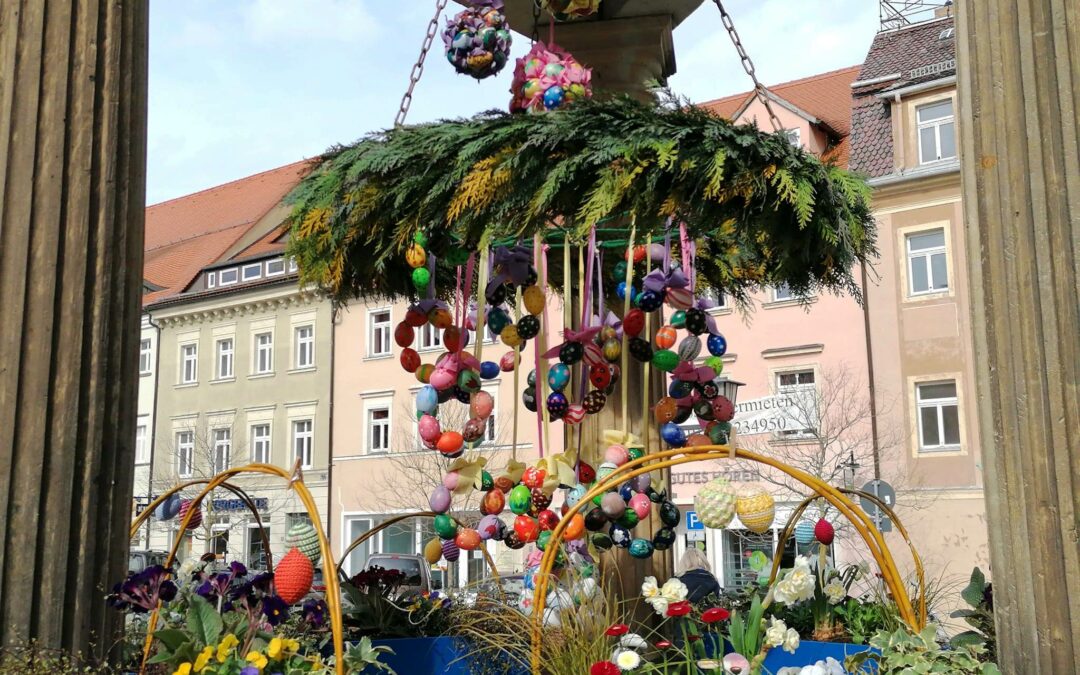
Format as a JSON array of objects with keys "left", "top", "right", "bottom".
[
  {"left": 547, "top": 363, "right": 571, "bottom": 391},
  {"left": 707, "top": 333, "right": 728, "bottom": 356},
  {"left": 479, "top": 361, "right": 500, "bottom": 380},
  {"left": 660, "top": 422, "right": 687, "bottom": 447},
  {"left": 618, "top": 481, "right": 635, "bottom": 502},
  {"left": 543, "top": 85, "right": 565, "bottom": 109},
  {"left": 609, "top": 523, "right": 632, "bottom": 548},
  {"left": 629, "top": 538, "right": 655, "bottom": 559},
  {"left": 546, "top": 391, "right": 569, "bottom": 418},
  {"left": 638, "top": 289, "right": 664, "bottom": 312},
  {"left": 669, "top": 379, "right": 694, "bottom": 398},
  {"left": 566, "top": 484, "right": 587, "bottom": 508},
  {"left": 794, "top": 521, "right": 816, "bottom": 545},
  {"left": 416, "top": 385, "right": 439, "bottom": 414}
]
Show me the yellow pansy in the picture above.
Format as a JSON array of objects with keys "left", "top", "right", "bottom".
[
  {"left": 267, "top": 637, "right": 285, "bottom": 660},
  {"left": 172, "top": 664, "right": 192, "bottom": 675},
  {"left": 193, "top": 646, "right": 213, "bottom": 672},
  {"left": 217, "top": 633, "right": 240, "bottom": 662},
  {"left": 310, "top": 654, "right": 323, "bottom": 671},
  {"left": 285, "top": 639, "right": 301, "bottom": 654},
  {"left": 246, "top": 651, "right": 268, "bottom": 669}
]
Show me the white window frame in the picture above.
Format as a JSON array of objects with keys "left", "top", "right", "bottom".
[
  {"left": 215, "top": 337, "right": 234, "bottom": 380},
  {"left": 250, "top": 423, "right": 272, "bottom": 464},
  {"left": 417, "top": 323, "right": 443, "bottom": 351},
  {"left": 775, "top": 369, "right": 816, "bottom": 438},
  {"left": 783, "top": 128, "right": 801, "bottom": 148},
  {"left": 179, "top": 342, "right": 198, "bottom": 384},
  {"left": 342, "top": 516, "right": 375, "bottom": 577},
  {"left": 295, "top": 325, "right": 315, "bottom": 369},
  {"left": 772, "top": 283, "right": 795, "bottom": 302},
  {"left": 177, "top": 430, "right": 195, "bottom": 478},
  {"left": 916, "top": 99, "right": 956, "bottom": 165},
  {"left": 254, "top": 332, "right": 274, "bottom": 375},
  {"left": 288, "top": 258, "right": 298, "bottom": 273},
  {"left": 218, "top": 267, "right": 239, "bottom": 286},
  {"left": 916, "top": 380, "right": 961, "bottom": 452},
  {"left": 242, "top": 263, "right": 262, "bottom": 281},
  {"left": 139, "top": 336, "right": 152, "bottom": 373},
  {"left": 292, "top": 419, "right": 314, "bottom": 469},
  {"left": 905, "top": 228, "right": 949, "bottom": 296},
  {"left": 212, "top": 428, "right": 231, "bottom": 474},
  {"left": 368, "top": 309, "right": 392, "bottom": 357},
  {"left": 207, "top": 271, "right": 217, "bottom": 289},
  {"left": 367, "top": 407, "right": 391, "bottom": 454},
  {"left": 266, "top": 258, "right": 286, "bottom": 277},
  {"left": 135, "top": 422, "right": 149, "bottom": 464}
]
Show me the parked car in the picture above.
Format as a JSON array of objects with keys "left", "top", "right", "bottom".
[
  {"left": 455, "top": 574, "right": 526, "bottom": 608},
  {"left": 363, "top": 553, "right": 436, "bottom": 597},
  {"left": 128, "top": 550, "right": 167, "bottom": 574}
]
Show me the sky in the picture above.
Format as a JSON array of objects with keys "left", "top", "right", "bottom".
[{"left": 147, "top": 0, "right": 880, "bottom": 204}]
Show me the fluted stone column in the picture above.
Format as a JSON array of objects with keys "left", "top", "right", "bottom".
[
  {"left": 0, "top": 0, "right": 148, "bottom": 658},
  {"left": 956, "top": 1, "right": 1080, "bottom": 671}
]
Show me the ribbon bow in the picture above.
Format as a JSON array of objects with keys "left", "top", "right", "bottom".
[
  {"left": 446, "top": 456, "right": 488, "bottom": 495},
  {"left": 487, "top": 245, "right": 534, "bottom": 292},
  {"left": 593, "top": 310, "right": 622, "bottom": 340},
  {"left": 410, "top": 299, "right": 449, "bottom": 316},
  {"left": 673, "top": 361, "right": 718, "bottom": 383},
  {"left": 541, "top": 326, "right": 604, "bottom": 367},
  {"left": 601, "top": 429, "right": 643, "bottom": 450},
  {"left": 642, "top": 267, "right": 689, "bottom": 294},
  {"left": 693, "top": 297, "right": 722, "bottom": 336},
  {"left": 440, "top": 351, "right": 481, "bottom": 374},
  {"left": 497, "top": 458, "right": 527, "bottom": 487},
  {"left": 536, "top": 449, "right": 579, "bottom": 491}
]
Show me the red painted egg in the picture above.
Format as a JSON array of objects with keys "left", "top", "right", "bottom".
[
  {"left": 405, "top": 308, "right": 428, "bottom": 327},
  {"left": 514, "top": 515, "right": 540, "bottom": 543},
  {"left": 400, "top": 348, "right": 421, "bottom": 373},
  {"left": 436, "top": 431, "right": 464, "bottom": 456},
  {"left": 522, "top": 467, "right": 546, "bottom": 489},
  {"left": 499, "top": 350, "right": 519, "bottom": 372},
  {"left": 443, "top": 326, "right": 463, "bottom": 352},
  {"left": 455, "top": 528, "right": 482, "bottom": 551},
  {"left": 482, "top": 489, "right": 505, "bottom": 515},
  {"left": 623, "top": 309, "right": 645, "bottom": 337},
  {"left": 394, "top": 322, "right": 414, "bottom": 348},
  {"left": 578, "top": 461, "right": 596, "bottom": 484},
  {"left": 537, "top": 509, "right": 559, "bottom": 531}
]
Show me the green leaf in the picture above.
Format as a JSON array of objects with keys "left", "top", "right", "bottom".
[
  {"left": 146, "top": 649, "right": 177, "bottom": 665},
  {"left": 960, "top": 567, "right": 986, "bottom": 607},
  {"left": 186, "top": 595, "right": 224, "bottom": 647},
  {"left": 950, "top": 630, "right": 986, "bottom": 648},
  {"left": 152, "top": 628, "right": 189, "bottom": 652}
]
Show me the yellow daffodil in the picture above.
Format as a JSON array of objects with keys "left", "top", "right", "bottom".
[
  {"left": 193, "top": 646, "right": 213, "bottom": 672},
  {"left": 172, "top": 664, "right": 192, "bottom": 675},
  {"left": 246, "top": 651, "right": 268, "bottom": 669},
  {"left": 284, "top": 638, "right": 301, "bottom": 654},
  {"left": 267, "top": 637, "right": 285, "bottom": 660},
  {"left": 217, "top": 633, "right": 239, "bottom": 662}
]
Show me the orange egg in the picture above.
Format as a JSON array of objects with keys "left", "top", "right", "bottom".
[
  {"left": 655, "top": 325, "right": 677, "bottom": 350},
  {"left": 437, "top": 431, "right": 464, "bottom": 455},
  {"left": 653, "top": 396, "right": 678, "bottom": 424},
  {"left": 455, "top": 528, "right": 482, "bottom": 551},
  {"left": 686, "top": 433, "right": 712, "bottom": 447},
  {"left": 430, "top": 308, "right": 454, "bottom": 329},
  {"left": 564, "top": 513, "right": 586, "bottom": 540}
]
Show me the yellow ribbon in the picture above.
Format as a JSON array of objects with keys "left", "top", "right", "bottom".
[
  {"left": 535, "top": 449, "right": 580, "bottom": 492},
  {"left": 601, "top": 429, "right": 643, "bottom": 450},
  {"left": 446, "top": 456, "right": 487, "bottom": 495},
  {"left": 498, "top": 458, "right": 527, "bottom": 486}
]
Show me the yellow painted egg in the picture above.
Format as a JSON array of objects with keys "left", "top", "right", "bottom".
[
  {"left": 424, "top": 537, "right": 443, "bottom": 564},
  {"left": 405, "top": 243, "right": 427, "bottom": 269},
  {"left": 523, "top": 285, "right": 545, "bottom": 315},
  {"left": 735, "top": 485, "right": 775, "bottom": 534},
  {"left": 500, "top": 324, "right": 522, "bottom": 348}
]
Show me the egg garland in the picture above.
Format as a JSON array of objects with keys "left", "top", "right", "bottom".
[
  {"left": 509, "top": 41, "right": 591, "bottom": 114},
  {"left": 442, "top": 0, "right": 512, "bottom": 80},
  {"left": 538, "top": 324, "right": 612, "bottom": 424}
]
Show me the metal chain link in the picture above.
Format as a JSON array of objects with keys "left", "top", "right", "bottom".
[
  {"left": 531, "top": 0, "right": 542, "bottom": 43},
  {"left": 395, "top": 0, "right": 449, "bottom": 128},
  {"left": 712, "top": 0, "right": 784, "bottom": 133}
]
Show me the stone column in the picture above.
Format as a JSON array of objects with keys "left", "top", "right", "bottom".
[
  {"left": 0, "top": 0, "right": 148, "bottom": 659},
  {"left": 956, "top": 1, "right": 1080, "bottom": 671}
]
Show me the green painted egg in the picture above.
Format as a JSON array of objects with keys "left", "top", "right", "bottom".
[
  {"left": 629, "top": 538, "right": 655, "bottom": 559},
  {"left": 509, "top": 484, "right": 532, "bottom": 515},
  {"left": 481, "top": 470, "right": 494, "bottom": 492},
  {"left": 414, "top": 231, "right": 429, "bottom": 247},
  {"left": 659, "top": 501, "right": 680, "bottom": 527},
  {"left": 627, "top": 447, "right": 645, "bottom": 462},
  {"left": 591, "top": 532, "right": 613, "bottom": 550},
  {"left": 618, "top": 508, "right": 640, "bottom": 529},
  {"left": 536, "top": 530, "right": 552, "bottom": 551},
  {"left": 411, "top": 267, "right": 431, "bottom": 291},
  {"left": 433, "top": 514, "right": 458, "bottom": 539},
  {"left": 651, "top": 349, "right": 680, "bottom": 373},
  {"left": 670, "top": 310, "right": 687, "bottom": 328},
  {"left": 705, "top": 355, "right": 725, "bottom": 375}
]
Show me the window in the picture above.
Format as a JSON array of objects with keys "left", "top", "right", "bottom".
[
  {"left": 213, "top": 428, "right": 231, "bottom": 474},
  {"left": 135, "top": 424, "right": 149, "bottom": 464},
  {"left": 368, "top": 311, "right": 391, "bottom": 357},
  {"left": 292, "top": 419, "right": 313, "bottom": 468},
  {"left": 254, "top": 333, "right": 274, "bottom": 374},
  {"left": 180, "top": 343, "right": 198, "bottom": 384},
  {"left": 251, "top": 424, "right": 271, "bottom": 464},
  {"left": 916, "top": 381, "right": 961, "bottom": 451},
  {"left": 207, "top": 272, "right": 217, "bottom": 289},
  {"left": 295, "top": 325, "right": 315, "bottom": 368},
  {"left": 216, "top": 338, "right": 234, "bottom": 379},
  {"left": 417, "top": 323, "right": 443, "bottom": 351},
  {"left": 247, "top": 524, "right": 270, "bottom": 570},
  {"left": 177, "top": 431, "right": 194, "bottom": 477},
  {"left": 218, "top": 268, "right": 239, "bottom": 286},
  {"left": 368, "top": 408, "right": 390, "bottom": 453},
  {"left": 211, "top": 516, "right": 230, "bottom": 557},
  {"left": 345, "top": 517, "right": 373, "bottom": 576},
  {"left": 288, "top": 258, "right": 298, "bottom": 273},
  {"left": 139, "top": 339, "right": 152, "bottom": 374},
  {"left": 773, "top": 283, "right": 795, "bottom": 302},
  {"left": 242, "top": 263, "right": 262, "bottom": 281},
  {"left": 917, "top": 99, "right": 956, "bottom": 164},
  {"left": 266, "top": 258, "right": 286, "bottom": 276},
  {"left": 906, "top": 228, "right": 948, "bottom": 295},
  {"left": 724, "top": 530, "right": 798, "bottom": 588},
  {"left": 783, "top": 128, "right": 801, "bottom": 147},
  {"left": 777, "top": 370, "right": 816, "bottom": 437}
]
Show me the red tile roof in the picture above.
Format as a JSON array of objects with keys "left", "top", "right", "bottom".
[
  {"left": 143, "top": 160, "right": 314, "bottom": 305},
  {"left": 698, "top": 65, "right": 861, "bottom": 167}
]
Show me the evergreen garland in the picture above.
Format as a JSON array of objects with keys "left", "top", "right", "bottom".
[{"left": 284, "top": 96, "right": 876, "bottom": 306}]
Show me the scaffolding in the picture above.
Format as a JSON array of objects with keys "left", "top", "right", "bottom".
[{"left": 879, "top": 0, "right": 953, "bottom": 31}]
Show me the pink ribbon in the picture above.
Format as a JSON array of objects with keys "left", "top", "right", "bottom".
[{"left": 673, "top": 361, "right": 717, "bottom": 383}]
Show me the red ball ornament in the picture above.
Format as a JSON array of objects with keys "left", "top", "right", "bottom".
[
  {"left": 712, "top": 395, "right": 735, "bottom": 423},
  {"left": 623, "top": 308, "right": 645, "bottom": 337},
  {"left": 514, "top": 515, "right": 540, "bottom": 543},
  {"left": 400, "top": 348, "right": 421, "bottom": 373},
  {"left": 394, "top": 322, "right": 415, "bottom": 348},
  {"left": 274, "top": 548, "right": 314, "bottom": 605},
  {"left": 578, "top": 461, "right": 596, "bottom": 484},
  {"left": 814, "top": 518, "right": 835, "bottom": 545},
  {"left": 589, "top": 364, "right": 612, "bottom": 390},
  {"left": 537, "top": 509, "right": 559, "bottom": 531}
]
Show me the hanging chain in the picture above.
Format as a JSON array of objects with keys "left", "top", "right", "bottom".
[
  {"left": 531, "top": 0, "right": 542, "bottom": 43},
  {"left": 712, "top": 0, "right": 784, "bottom": 133},
  {"left": 395, "top": 0, "right": 449, "bottom": 128}
]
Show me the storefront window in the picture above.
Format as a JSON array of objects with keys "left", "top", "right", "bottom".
[
  {"left": 722, "top": 529, "right": 796, "bottom": 589},
  {"left": 346, "top": 518, "right": 372, "bottom": 576},
  {"left": 247, "top": 525, "right": 270, "bottom": 571},
  {"left": 382, "top": 520, "right": 415, "bottom": 555}
]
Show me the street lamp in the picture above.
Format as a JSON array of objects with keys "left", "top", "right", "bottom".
[
  {"left": 841, "top": 451, "right": 860, "bottom": 489},
  {"left": 715, "top": 376, "right": 745, "bottom": 446}
]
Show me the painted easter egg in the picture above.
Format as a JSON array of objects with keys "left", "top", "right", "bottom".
[
  {"left": 653, "top": 527, "right": 677, "bottom": 551},
  {"left": 596, "top": 462, "right": 618, "bottom": 483},
  {"left": 651, "top": 349, "right": 680, "bottom": 372},
  {"left": 522, "top": 386, "right": 537, "bottom": 412},
  {"left": 514, "top": 515, "right": 540, "bottom": 543},
  {"left": 678, "top": 335, "right": 702, "bottom": 362},
  {"left": 429, "top": 367, "right": 456, "bottom": 391},
  {"left": 585, "top": 508, "right": 608, "bottom": 532},
  {"left": 628, "top": 337, "right": 653, "bottom": 363},
  {"left": 559, "top": 342, "right": 584, "bottom": 365},
  {"left": 433, "top": 514, "right": 458, "bottom": 539},
  {"left": 630, "top": 493, "right": 651, "bottom": 520},
  {"left": 634, "top": 473, "right": 651, "bottom": 493},
  {"left": 523, "top": 285, "right": 545, "bottom": 315},
  {"left": 499, "top": 350, "right": 519, "bottom": 372},
  {"left": 401, "top": 349, "right": 421, "bottom": 373},
  {"left": 589, "top": 364, "right": 612, "bottom": 390},
  {"left": 517, "top": 315, "right": 541, "bottom": 340},
  {"left": 609, "top": 523, "right": 632, "bottom": 548},
  {"left": 418, "top": 414, "right": 441, "bottom": 444},
  {"left": 712, "top": 396, "right": 735, "bottom": 423},
  {"left": 441, "top": 538, "right": 460, "bottom": 562},
  {"left": 500, "top": 325, "right": 522, "bottom": 348},
  {"left": 477, "top": 514, "right": 505, "bottom": 541},
  {"left": 685, "top": 308, "right": 708, "bottom": 335},
  {"left": 670, "top": 309, "right": 687, "bottom": 328},
  {"left": 416, "top": 385, "right": 439, "bottom": 414},
  {"left": 666, "top": 287, "right": 693, "bottom": 310},
  {"left": 564, "top": 513, "right": 586, "bottom": 540},
  {"left": 394, "top": 322, "right": 415, "bottom": 348},
  {"left": 481, "top": 488, "right": 505, "bottom": 515},
  {"left": 470, "top": 390, "right": 495, "bottom": 419},
  {"left": 659, "top": 501, "right": 681, "bottom": 527},
  {"left": 522, "top": 466, "right": 546, "bottom": 489},
  {"left": 655, "top": 325, "right": 677, "bottom": 350},
  {"left": 546, "top": 391, "right": 569, "bottom": 418},
  {"left": 429, "top": 486, "right": 452, "bottom": 513},
  {"left": 660, "top": 422, "right": 687, "bottom": 447},
  {"left": 509, "top": 484, "right": 532, "bottom": 515},
  {"left": 537, "top": 509, "right": 559, "bottom": 531},
  {"left": 436, "top": 431, "right": 464, "bottom": 456},
  {"left": 577, "top": 461, "right": 596, "bottom": 484},
  {"left": 623, "top": 309, "right": 645, "bottom": 337},
  {"left": 815, "top": 518, "right": 836, "bottom": 545},
  {"left": 462, "top": 417, "right": 486, "bottom": 443},
  {"left": 600, "top": 493, "right": 626, "bottom": 519},
  {"left": 653, "top": 396, "right": 678, "bottom": 424},
  {"left": 178, "top": 500, "right": 202, "bottom": 530},
  {"left": 495, "top": 476, "right": 515, "bottom": 494},
  {"left": 529, "top": 488, "right": 552, "bottom": 513},
  {"left": 566, "top": 484, "right": 587, "bottom": 508},
  {"left": 411, "top": 267, "right": 431, "bottom": 291},
  {"left": 547, "top": 363, "right": 571, "bottom": 391},
  {"left": 794, "top": 521, "right": 816, "bottom": 545},
  {"left": 669, "top": 379, "right": 694, "bottom": 398},
  {"left": 707, "top": 333, "right": 728, "bottom": 356},
  {"left": 455, "top": 528, "right": 482, "bottom": 551},
  {"left": 424, "top": 537, "right": 443, "bottom": 564},
  {"left": 582, "top": 390, "right": 607, "bottom": 414},
  {"left": 404, "top": 307, "right": 428, "bottom": 327},
  {"left": 629, "top": 538, "right": 655, "bottom": 559},
  {"left": 602, "top": 338, "right": 621, "bottom": 362},
  {"left": 563, "top": 404, "right": 586, "bottom": 425},
  {"left": 617, "top": 508, "right": 640, "bottom": 529},
  {"left": 604, "top": 444, "right": 629, "bottom": 466},
  {"left": 480, "top": 360, "right": 500, "bottom": 379}
]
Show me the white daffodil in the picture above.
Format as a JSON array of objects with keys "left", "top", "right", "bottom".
[
  {"left": 646, "top": 596, "right": 670, "bottom": 617},
  {"left": 773, "top": 556, "right": 816, "bottom": 605},
  {"left": 614, "top": 648, "right": 642, "bottom": 671},
  {"left": 765, "top": 616, "right": 788, "bottom": 648},
  {"left": 660, "top": 577, "right": 688, "bottom": 602},
  {"left": 641, "top": 576, "right": 660, "bottom": 600},
  {"left": 823, "top": 579, "right": 846, "bottom": 605},
  {"left": 782, "top": 627, "right": 801, "bottom": 654}
]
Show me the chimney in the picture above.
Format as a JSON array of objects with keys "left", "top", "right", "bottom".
[{"left": 935, "top": 1, "right": 953, "bottom": 18}]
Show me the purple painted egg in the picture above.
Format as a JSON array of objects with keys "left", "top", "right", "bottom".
[
  {"left": 441, "top": 538, "right": 460, "bottom": 562},
  {"left": 477, "top": 514, "right": 504, "bottom": 541},
  {"left": 634, "top": 473, "right": 652, "bottom": 493},
  {"left": 429, "top": 486, "right": 452, "bottom": 513}
]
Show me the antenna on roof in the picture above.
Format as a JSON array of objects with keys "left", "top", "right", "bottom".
[{"left": 879, "top": 0, "right": 952, "bottom": 31}]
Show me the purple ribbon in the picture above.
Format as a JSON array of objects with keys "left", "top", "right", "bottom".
[
  {"left": 642, "top": 267, "right": 689, "bottom": 294},
  {"left": 694, "top": 297, "right": 722, "bottom": 336},
  {"left": 593, "top": 310, "right": 623, "bottom": 340},
  {"left": 410, "top": 298, "right": 449, "bottom": 315},
  {"left": 673, "top": 362, "right": 717, "bottom": 383},
  {"left": 486, "top": 245, "right": 533, "bottom": 295}
]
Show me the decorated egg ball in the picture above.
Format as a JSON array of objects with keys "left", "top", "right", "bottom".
[
  {"left": 499, "top": 350, "right": 519, "bottom": 371},
  {"left": 485, "top": 283, "right": 507, "bottom": 306},
  {"left": 430, "top": 308, "right": 454, "bottom": 329},
  {"left": 582, "top": 389, "right": 607, "bottom": 414},
  {"left": 522, "top": 386, "right": 537, "bottom": 412},
  {"left": 482, "top": 488, "right": 505, "bottom": 515},
  {"left": 685, "top": 308, "right": 708, "bottom": 335},
  {"left": 596, "top": 461, "right": 618, "bottom": 483},
  {"left": 401, "top": 349, "right": 422, "bottom": 374},
  {"left": 514, "top": 515, "right": 540, "bottom": 542},
  {"left": 618, "top": 481, "right": 635, "bottom": 502},
  {"left": 652, "top": 349, "right": 680, "bottom": 372},
  {"left": 178, "top": 500, "right": 202, "bottom": 530},
  {"left": 694, "top": 398, "right": 716, "bottom": 421},
  {"left": 456, "top": 528, "right": 482, "bottom": 551},
  {"left": 412, "top": 267, "right": 431, "bottom": 291},
  {"left": 686, "top": 433, "right": 712, "bottom": 448},
  {"left": 736, "top": 485, "right": 776, "bottom": 534},
  {"left": 424, "top": 537, "right": 443, "bottom": 564},
  {"left": 482, "top": 470, "right": 494, "bottom": 491},
  {"left": 488, "top": 308, "right": 511, "bottom": 335},
  {"left": 660, "top": 422, "right": 687, "bottom": 447},
  {"left": 543, "top": 85, "right": 565, "bottom": 109},
  {"left": 559, "top": 341, "right": 584, "bottom": 365},
  {"left": 585, "top": 508, "right": 608, "bottom": 532},
  {"left": 655, "top": 325, "right": 677, "bottom": 350},
  {"left": 546, "top": 391, "right": 569, "bottom": 418},
  {"left": 678, "top": 335, "right": 703, "bottom": 362},
  {"left": 623, "top": 308, "right": 645, "bottom": 336},
  {"left": 591, "top": 532, "right": 613, "bottom": 550},
  {"left": 600, "top": 493, "right": 626, "bottom": 519},
  {"left": 418, "top": 414, "right": 441, "bottom": 443},
  {"left": 616, "top": 281, "right": 633, "bottom": 300},
  {"left": 564, "top": 513, "right": 586, "bottom": 540},
  {"left": 536, "top": 530, "right": 553, "bottom": 551},
  {"left": 459, "top": 369, "right": 482, "bottom": 394},
  {"left": 627, "top": 446, "right": 645, "bottom": 461},
  {"left": 694, "top": 477, "right": 737, "bottom": 529},
  {"left": 452, "top": 385, "right": 472, "bottom": 405},
  {"left": 500, "top": 325, "right": 522, "bottom": 348},
  {"left": 477, "top": 514, "right": 504, "bottom": 541},
  {"left": 416, "top": 386, "right": 439, "bottom": 414},
  {"left": 815, "top": 518, "right": 836, "bottom": 545},
  {"left": 429, "top": 486, "right": 452, "bottom": 513},
  {"left": 629, "top": 538, "right": 655, "bottom": 559},
  {"left": 405, "top": 308, "right": 428, "bottom": 327},
  {"left": 712, "top": 396, "right": 735, "bottom": 423},
  {"left": 628, "top": 337, "right": 653, "bottom": 363},
  {"left": 617, "top": 508, "right": 640, "bottom": 529},
  {"left": 589, "top": 364, "right": 612, "bottom": 390},
  {"left": 629, "top": 493, "right": 651, "bottom": 520},
  {"left": 563, "top": 404, "right": 586, "bottom": 425},
  {"left": 638, "top": 290, "right": 663, "bottom": 312},
  {"left": 441, "top": 538, "right": 460, "bottom": 562},
  {"left": 794, "top": 521, "right": 816, "bottom": 545},
  {"left": 673, "top": 405, "right": 693, "bottom": 425},
  {"left": 609, "top": 523, "right": 632, "bottom": 548},
  {"left": 537, "top": 509, "right": 559, "bottom": 531},
  {"left": 480, "top": 360, "right": 500, "bottom": 379},
  {"left": 659, "top": 501, "right": 681, "bottom": 527},
  {"left": 437, "top": 431, "right": 464, "bottom": 456},
  {"left": 707, "top": 333, "right": 728, "bottom": 356},
  {"left": 509, "top": 485, "right": 532, "bottom": 514},
  {"left": 604, "top": 444, "right": 629, "bottom": 466},
  {"left": 653, "top": 396, "right": 679, "bottom": 424},
  {"left": 153, "top": 494, "right": 181, "bottom": 521},
  {"left": 523, "top": 285, "right": 545, "bottom": 315},
  {"left": 522, "top": 466, "right": 546, "bottom": 489},
  {"left": 470, "top": 390, "right": 495, "bottom": 419},
  {"left": 578, "top": 461, "right": 596, "bottom": 484},
  {"left": 708, "top": 422, "right": 730, "bottom": 445},
  {"left": 462, "top": 417, "right": 486, "bottom": 443},
  {"left": 443, "top": 326, "right": 463, "bottom": 352},
  {"left": 547, "top": 363, "right": 571, "bottom": 391},
  {"left": 517, "top": 315, "right": 541, "bottom": 340},
  {"left": 698, "top": 380, "right": 720, "bottom": 399},
  {"left": 653, "top": 527, "right": 677, "bottom": 551},
  {"left": 434, "top": 513, "right": 458, "bottom": 539},
  {"left": 442, "top": 471, "right": 462, "bottom": 492}
]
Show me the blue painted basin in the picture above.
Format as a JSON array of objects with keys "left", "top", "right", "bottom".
[
  {"left": 361, "top": 637, "right": 527, "bottom": 675},
  {"left": 761, "top": 639, "right": 876, "bottom": 671}
]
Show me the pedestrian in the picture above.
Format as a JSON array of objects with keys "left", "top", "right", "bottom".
[{"left": 678, "top": 547, "right": 722, "bottom": 603}]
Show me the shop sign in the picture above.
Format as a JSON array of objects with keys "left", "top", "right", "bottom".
[
  {"left": 731, "top": 390, "right": 816, "bottom": 437},
  {"left": 212, "top": 497, "right": 269, "bottom": 512},
  {"left": 671, "top": 469, "right": 758, "bottom": 485}
]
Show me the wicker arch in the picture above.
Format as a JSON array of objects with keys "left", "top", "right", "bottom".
[
  {"left": 528, "top": 446, "right": 924, "bottom": 675},
  {"left": 128, "top": 462, "right": 344, "bottom": 675},
  {"left": 335, "top": 510, "right": 500, "bottom": 582}
]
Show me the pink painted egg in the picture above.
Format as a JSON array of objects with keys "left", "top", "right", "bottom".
[
  {"left": 418, "top": 414, "right": 442, "bottom": 443},
  {"left": 429, "top": 367, "right": 456, "bottom": 391},
  {"left": 499, "top": 350, "right": 519, "bottom": 372},
  {"left": 604, "top": 444, "right": 629, "bottom": 466},
  {"left": 564, "top": 404, "right": 586, "bottom": 425},
  {"left": 470, "top": 391, "right": 495, "bottom": 419},
  {"left": 442, "top": 471, "right": 461, "bottom": 491},
  {"left": 666, "top": 287, "right": 694, "bottom": 310},
  {"left": 630, "top": 493, "right": 652, "bottom": 519}
]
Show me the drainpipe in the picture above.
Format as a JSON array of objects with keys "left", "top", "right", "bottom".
[
  {"left": 860, "top": 261, "right": 882, "bottom": 480},
  {"left": 326, "top": 304, "right": 338, "bottom": 555},
  {"left": 147, "top": 310, "right": 163, "bottom": 549}
]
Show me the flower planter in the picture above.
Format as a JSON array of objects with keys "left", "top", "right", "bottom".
[
  {"left": 360, "top": 637, "right": 527, "bottom": 675},
  {"left": 760, "top": 640, "right": 876, "bottom": 672}
]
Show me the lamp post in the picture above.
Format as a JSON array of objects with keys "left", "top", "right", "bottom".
[
  {"left": 841, "top": 451, "right": 860, "bottom": 490},
  {"left": 716, "top": 376, "right": 745, "bottom": 446}
]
